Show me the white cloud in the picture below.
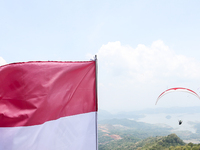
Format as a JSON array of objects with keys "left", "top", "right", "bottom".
[
  {"left": 97, "top": 40, "right": 200, "bottom": 83},
  {"left": 0, "top": 57, "right": 6, "bottom": 66}
]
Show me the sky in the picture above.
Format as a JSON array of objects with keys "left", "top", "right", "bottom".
[{"left": 1, "top": 0, "right": 200, "bottom": 112}]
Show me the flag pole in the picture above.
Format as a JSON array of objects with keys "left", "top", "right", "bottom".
[{"left": 94, "top": 55, "right": 98, "bottom": 150}]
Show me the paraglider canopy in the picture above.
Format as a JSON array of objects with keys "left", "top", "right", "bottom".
[{"left": 155, "top": 87, "right": 200, "bottom": 105}]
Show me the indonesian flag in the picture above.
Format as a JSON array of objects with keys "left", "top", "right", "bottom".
[{"left": 0, "top": 60, "right": 98, "bottom": 150}]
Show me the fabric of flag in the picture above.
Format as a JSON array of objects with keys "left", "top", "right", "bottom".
[{"left": 0, "top": 61, "right": 98, "bottom": 150}]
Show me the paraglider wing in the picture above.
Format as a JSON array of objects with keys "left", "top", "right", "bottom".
[{"left": 155, "top": 87, "right": 200, "bottom": 105}]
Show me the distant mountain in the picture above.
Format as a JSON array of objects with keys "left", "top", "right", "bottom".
[
  {"left": 98, "top": 118, "right": 172, "bottom": 133},
  {"left": 98, "top": 106, "right": 200, "bottom": 120}
]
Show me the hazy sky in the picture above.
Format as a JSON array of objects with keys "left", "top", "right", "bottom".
[{"left": 1, "top": 0, "right": 200, "bottom": 112}]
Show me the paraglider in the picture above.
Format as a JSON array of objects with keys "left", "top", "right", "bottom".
[
  {"left": 155, "top": 87, "right": 200, "bottom": 126},
  {"left": 155, "top": 87, "right": 200, "bottom": 105}
]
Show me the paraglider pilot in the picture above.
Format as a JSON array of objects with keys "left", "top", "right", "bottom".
[{"left": 179, "top": 120, "right": 183, "bottom": 125}]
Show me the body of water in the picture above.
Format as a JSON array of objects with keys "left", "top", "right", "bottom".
[{"left": 135, "top": 113, "right": 200, "bottom": 133}]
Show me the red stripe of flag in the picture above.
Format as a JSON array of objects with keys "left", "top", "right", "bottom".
[{"left": 0, "top": 61, "right": 97, "bottom": 127}]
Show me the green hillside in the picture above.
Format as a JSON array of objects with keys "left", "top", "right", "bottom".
[
  {"left": 137, "top": 134, "right": 200, "bottom": 150},
  {"left": 137, "top": 134, "right": 185, "bottom": 150}
]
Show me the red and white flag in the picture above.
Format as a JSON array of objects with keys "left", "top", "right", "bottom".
[{"left": 0, "top": 61, "right": 98, "bottom": 150}]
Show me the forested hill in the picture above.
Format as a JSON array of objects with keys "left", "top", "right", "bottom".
[
  {"left": 99, "top": 133, "right": 200, "bottom": 150},
  {"left": 136, "top": 134, "right": 200, "bottom": 150},
  {"left": 137, "top": 134, "right": 185, "bottom": 150}
]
